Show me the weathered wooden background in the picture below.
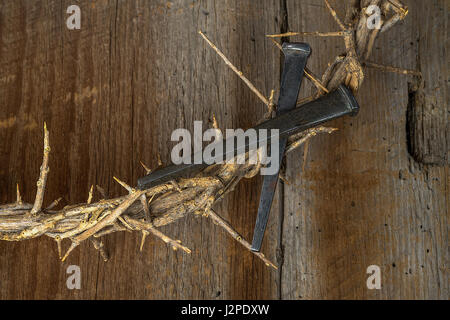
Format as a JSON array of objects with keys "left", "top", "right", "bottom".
[{"left": 0, "top": 0, "right": 447, "bottom": 299}]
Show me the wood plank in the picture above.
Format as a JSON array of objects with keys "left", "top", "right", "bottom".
[
  {"left": 0, "top": 0, "right": 282, "bottom": 299},
  {"left": 282, "top": 0, "right": 448, "bottom": 299},
  {"left": 406, "top": 1, "right": 448, "bottom": 165},
  {"left": 1, "top": 0, "right": 447, "bottom": 301}
]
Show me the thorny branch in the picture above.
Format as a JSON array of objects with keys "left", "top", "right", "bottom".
[{"left": 0, "top": 1, "right": 418, "bottom": 269}]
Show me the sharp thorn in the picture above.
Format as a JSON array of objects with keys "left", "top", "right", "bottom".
[
  {"left": 61, "top": 241, "right": 79, "bottom": 262},
  {"left": 56, "top": 238, "right": 62, "bottom": 260},
  {"left": 140, "top": 230, "right": 149, "bottom": 252},
  {"left": 118, "top": 216, "right": 134, "bottom": 230},
  {"left": 212, "top": 113, "right": 219, "bottom": 129},
  {"left": 140, "top": 161, "right": 152, "bottom": 175},
  {"left": 113, "top": 176, "right": 133, "bottom": 194},
  {"left": 16, "top": 183, "right": 22, "bottom": 204},
  {"left": 87, "top": 185, "right": 94, "bottom": 204},
  {"left": 157, "top": 154, "right": 163, "bottom": 167}
]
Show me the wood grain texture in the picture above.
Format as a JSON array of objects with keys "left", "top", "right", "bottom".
[
  {"left": 406, "top": 0, "right": 448, "bottom": 165},
  {"left": 282, "top": 0, "right": 448, "bottom": 299},
  {"left": 0, "top": 0, "right": 282, "bottom": 299},
  {"left": 0, "top": 0, "right": 447, "bottom": 300}
]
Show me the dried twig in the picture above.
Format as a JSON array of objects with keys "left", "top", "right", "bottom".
[
  {"left": 267, "top": 31, "right": 345, "bottom": 38},
  {"left": 113, "top": 176, "right": 134, "bottom": 194},
  {"left": 125, "top": 216, "right": 191, "bottom": 254},
  {"left": 199, "top": 30, "right": 270, "bottom": 106},
  {"left": 305, "top": 68, "right": 329, "bottom": 93},
  {"left": 286, "top": 127, "right": 338, "bottom": 154},
  {"left": 140, "top": 161, "right": 152, "bottom": 175},
  {"left": 206, "top": 209, "right": 277, "bottom": 269},
  {"left": 268, "top": 38, "right": 329, "bottom": 94},
  {"left": 324, "top": 0, "right": 346, "bottom": 30},
  {"left": 265, "top": 89, "right": 276, "bottom": 119},
  {"left": 363, "top": 61, "right": 421, "bottom": 76},
  {"left": 30, "top": 123, "right": 50, "bottom": 215}
]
